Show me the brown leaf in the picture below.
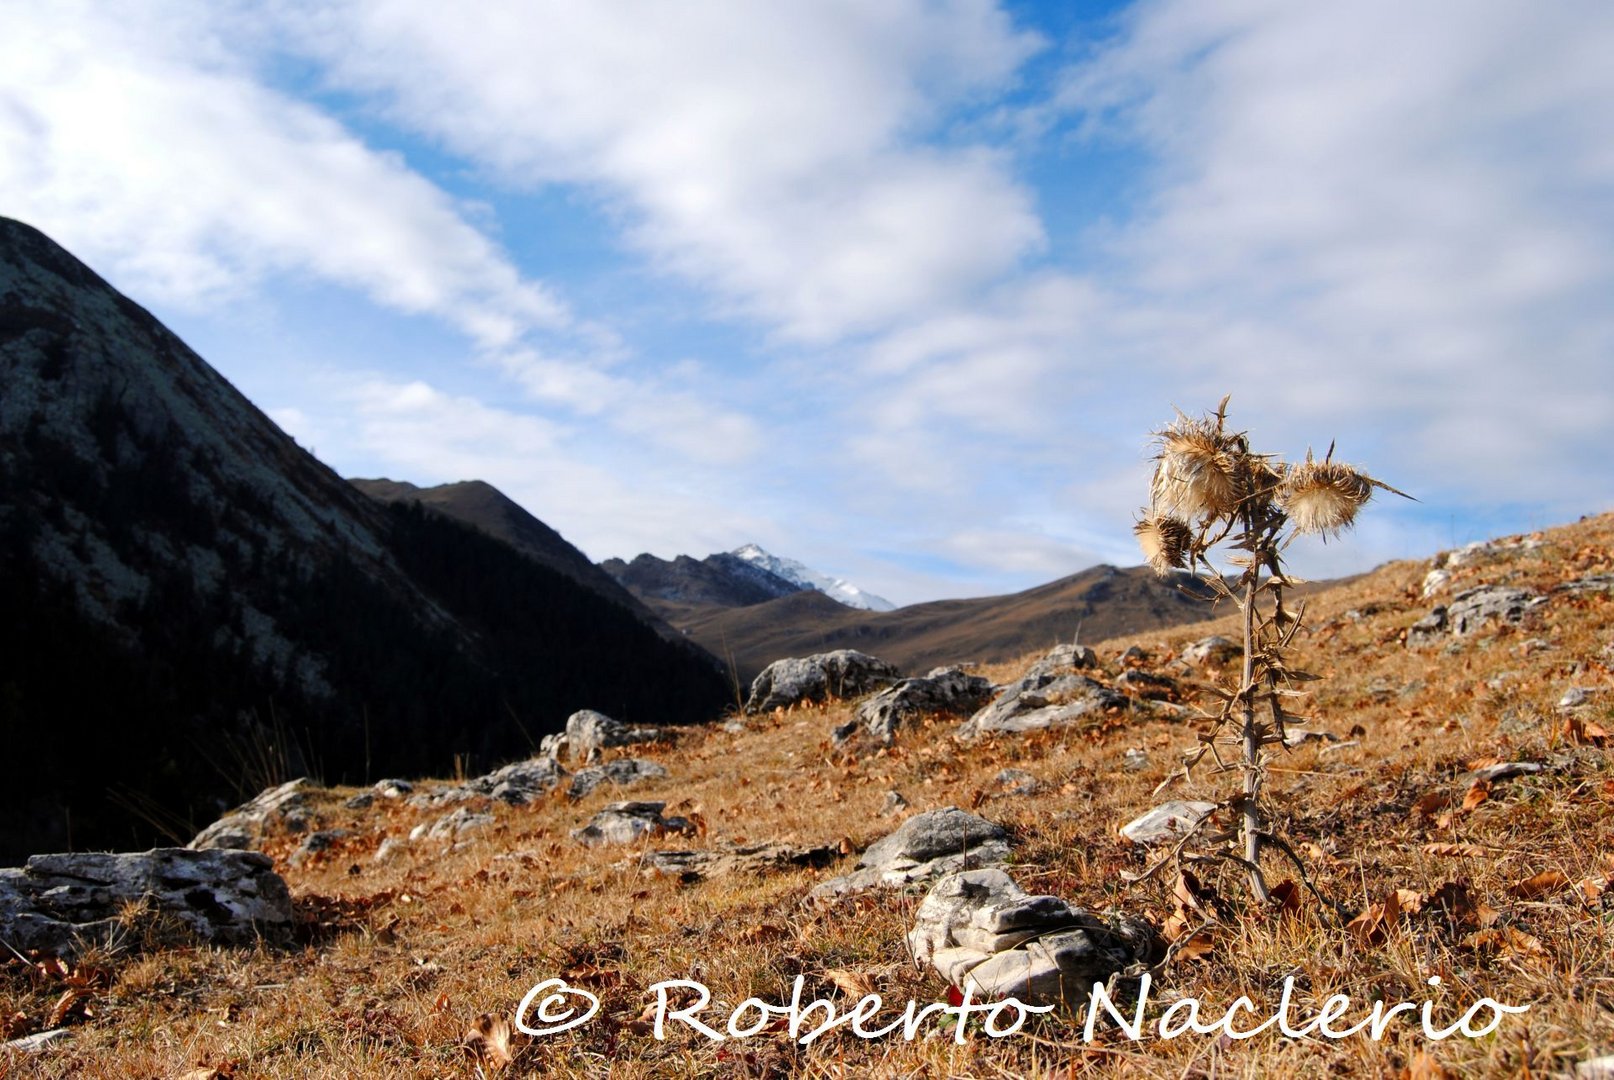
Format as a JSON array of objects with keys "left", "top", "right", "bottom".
[
  {"left": 46, "top": 987, "right": 91, "bottom": 1028},
  {"left": 1509, "top": 869, "right": 1570, "bottom": 899},
  {"left": 1576, "top": 874, "right": 1612, "bottom": 902},
  {"left": 462, "top": 1013, "right": 518, "bottom": 1072},
  {"left": 1463, "top": 927, "right": 1549, "bottom": 964},
  {"left": 823, "top": 968, "right": 876, "bottom": 999},
  {"left": 1460, "top": 780, "right": 1490, "bottom": 813},
  {"left": 1347, "top": 889, "right": 1403, "bottom": 945},
  {"left": 1411, "top": 791, "right": 1451, "bottom": 818}
]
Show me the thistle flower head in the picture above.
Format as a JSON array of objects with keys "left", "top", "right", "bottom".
[
  {"left": 1277, "top": 456, "right": 1375, "bottom": 537},
  {"left": 1150, "top": 413, "right": 1242, "bottom": 521},
  {"left": 1134, "top": 513, "right": 1194, "bottom": 576}
]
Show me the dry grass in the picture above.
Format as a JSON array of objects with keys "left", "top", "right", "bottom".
[{"left": 4, "top": 513, "right": 1613, "bottom": 1078}]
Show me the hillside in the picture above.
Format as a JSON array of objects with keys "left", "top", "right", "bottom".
[
  {"left": 7, "top": 513, "right": 1609, "bottom": 1077},
  {"left": 0, "top": 217, "right": 728, "bottom": 863},
  {"left": 350, "top": 478, "right": 705, "bottom": 655},
  {"left": 677, "top": 562, "right": 1222, "bottom": 683}
]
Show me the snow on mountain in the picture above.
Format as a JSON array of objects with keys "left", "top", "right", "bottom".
[{"left": 730, "top": 544, "right": 896, "bottom": 612}]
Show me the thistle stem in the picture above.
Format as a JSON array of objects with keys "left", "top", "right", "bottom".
[{"left": 1238, "top": 513, "right": 1272, "bottom": 904}]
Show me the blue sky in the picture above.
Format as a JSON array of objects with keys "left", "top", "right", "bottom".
[{"left": 3, "top": 0, "right": 1610, "bottom": 605}]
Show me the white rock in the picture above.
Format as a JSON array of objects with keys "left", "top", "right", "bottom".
[{"left": 1119, "top": 801, "right": 1216, "bottom": 845}]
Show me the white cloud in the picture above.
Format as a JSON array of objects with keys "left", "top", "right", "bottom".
[
  {"left": 0, "top": 1, "right": 569, "bottom": 348},
  {"left": 282, "top": 0, "right": 1046, "bottom": 341}
]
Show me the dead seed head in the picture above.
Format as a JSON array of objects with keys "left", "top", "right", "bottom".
[
  {"left": 1278, "top": 458, "right": 1375, "bottom": 537},
  {"left": 1134, "top": 513, "right": 1194, "bottom": 576},
  {"left": 1150, "top": 415, "right": 1241, "bottom": 520}
]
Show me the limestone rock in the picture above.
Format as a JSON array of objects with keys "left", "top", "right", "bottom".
[
  {"left": 640, "top": 842, "right": 841, "bottom": 883},
  {"left": 1115, "top": 669, "right": 1177, "bottom": 700},
  {"left": 1406, "top": 605, "right": 1449, "bottom": 647},
  {"left": 908, "top": 869, "right": 1154, "bottom": 1006},
  {"left": 1119, "top": 801, "right": 1216, "bottom": 845},
  {"left": 571, "top": 802, "right": 694, "bottom": 847},
  {"left": 958, "top": 670, "right": 1124, "bottom": 739},
  {"left": 993, "top": 769, "right": 1041, "bottom": 796},
  {"left": 1025, "top": 643, "right": 1099, "bottom": 677},
  {"left": 846, "top": 667, "right": 994, "bottom": 746},
  {"left": 1181, "top": 635, "right": 1239, "bottom": 666},
  {"left": 2, "top": 1028, "right": 71, "bottom": 1054},
  {"left": 410, "top": 808, "right": 494, "bottom": 843},
  {"left": 189, "top": 778, "right": 313, "bottom": 851},
  {"left": 1448, "top": 586, "right": 1546, "bottom": 635},
  {"left": 565, "top": 710, "right": 661, "bottom": 764},
  {"left": 0, "top": 848, "right": 292, "bottom": 959},
  {"left": 408, "top": 755, "right": 566, "bottom": 808},
  {"left": 744, "top": 650, "right": 901, "bottom": 713},
  {"left": 567, "top": 759, "right": 668, "bottom": 801},
  {"left": 807, "top": 807, "right": 1010, "bottom": 900}
]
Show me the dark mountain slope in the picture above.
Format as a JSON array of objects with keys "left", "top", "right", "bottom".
[
  {"left": 600, "top": 550, "right": 804, "bottom": 609},
  {"left": 0, "top": 217, "right": 728, "bottom": 863}
]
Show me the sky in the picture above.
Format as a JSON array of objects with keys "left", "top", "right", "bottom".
[{"left": 2, "top": 0, "right": 1610, "bottom": 606}]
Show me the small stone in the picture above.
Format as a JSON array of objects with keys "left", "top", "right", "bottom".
[
  {"left": 567, "top": 759, "right": 668, "bottom": 801},
  {"left": 807, "top": 807, "right": 1011, "bottom": 900},
  {"left": 1119, "top": 801, "right": 1216, "bottom": 845},
  {"left": 1420, "top": 568, "right": 1452, "bottom": 599},
  {"left": 571, "top": 802, "right": 693, "bottom": 847},
  {"left": 412, "top": 808, "right": 494, "bottom": 843},
  {"left": 2, "top": 1028, "right": 72, "bottom": 1054},
  {"left": 373, "top": 779, "right": 413, "bottom": 799},
  {"left": 994, "top": 769, "right": 1041, "bottom": 796},
  {"left": 880, "top": 790, "right": 909, "bottom": 817},
  {"left": 344, "top": 792, "right": 375, "bottom": 810},
  {"left": 1180, "top": 635, "right": 1238, "bottom": 666},
  {"left": 1560, "top": 688, "right": 1592, "bottom": 709},
  {"left": 1122, "top": 747, "right": 1151, "bottom": 772},
  {"left": 565, "top": 710, "right": 661, "bottom": 764}
]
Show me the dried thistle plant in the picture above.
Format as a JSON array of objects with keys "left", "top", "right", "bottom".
[{"left": 1136, "top": 397, "right": 1408, "bottom": 904}]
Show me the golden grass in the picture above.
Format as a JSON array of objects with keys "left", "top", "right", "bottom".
[{"left": 4, "top": 513, "right": 1613, "bottom": 1078}]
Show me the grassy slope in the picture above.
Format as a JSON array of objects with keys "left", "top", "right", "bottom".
[{"left": 4, "top": 513, "right": 1613, "bottom": 1079}]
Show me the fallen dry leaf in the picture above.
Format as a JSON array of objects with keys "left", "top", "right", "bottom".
[
  {"left": 823, "top": 968, "right": 876, "bottom": 999},
  {"left": 1347, "top": 889, "right": 1404, "bottom": 945},
  {"left": 1461, "top": 780, "right": 1490, "bottom": 813},
  {"left": 1423, "top": 843, "right": 1490, "bottom": 858},
  {"left": 1510, "top": 869, "right": 1571, "bottom": 900},
  {"left": 1401, "top": 1051, "right": 1458, "bottom": 1080},
  {"left": 462, "top": 1013, "right": 518, "bottom": 1072}
]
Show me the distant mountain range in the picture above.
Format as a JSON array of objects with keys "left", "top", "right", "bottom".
[
  {"left": 0, "top": 216, "right": 727, "bottom": 863},
  {"left": 730, "top": 544, "right": 895, "bottom": 611}
]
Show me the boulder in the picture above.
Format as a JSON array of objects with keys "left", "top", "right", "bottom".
[
  {"left": 571, "top": 802, "right": 694, "bottom": 848},
  {"left": 744, "top": 650, "right": 901, "bottom": 714},
  {"left": 0, "top": 848, "right": 292, "bottom": 959},
  {"left": 567, "top": 759, "right": 668, "bottom": 801},
  {"left": 410, "top": 807, "right": 495, "bottom": 844},
  {"left": 1448, "top": 585, "right": 1546, "bottom": 635},
  {"left": 189, "top": 778, "right": 313, "bottom": 851},
  {"left": 1405, "top": 606, "right": 1449, "bottom": 647},
  {"left": 845, "top": 667, "right": 994, "bottom": 746},
  {"left": 408, "top": 755, "right": 566, "bottom": 808},
  {"left": 993, "top": 769, "right": 1041, "bottom": 797},
  {"left": 908, "top": 869, "right": 1154, "bottom": 1006},
  {"left": 1119, "top": 801, "right": 1216, "bottom": 845},
  {"left": 1025, "top": 643, "right": 1099, "bottom": 678},
  {"left": 640, "top": 842, "right": 841, "bottom": 883},
  {"left": 565, "top": 710, "right": 662, "bottom": 764},
  {"left": 1180, "top": 635, "right": 1239, "bottom": 667},
  {"left": 807, "top": 807, "right": 1010, "bottom": 900},
  {"left": 958, "top": 672, "right": 1124, "bottom": 739}
]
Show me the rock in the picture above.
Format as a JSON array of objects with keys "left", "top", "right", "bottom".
[
  {"left": 1180, "top": 635, "right": 1239, "bottom": 666},
  {"left": 372, "top": 837, "right": 407, "bottom": 863},
  {"left": 1465, "top": 761, "right": 1545, "bottom": 784},
  {"left": 0, "top": 849, "right": 292, "bottom": 959},
  {"left": 1405, "top": 606, "right": 1449, "bottom": 647},
  {"left": 640, "top": 842, "right": 841, "bottom": 883},
  {"left": 1558, "top": 573, "right": 1614, "bottom": 595},
  {"left": 1444, "top": 541, "right": 1493, "bottom": 568},
  {"left": 846, "top": 667, "right": 994, "bottom": 746},
  {"left": 1115, "top": 669, "right": 1177, "bottom": 700},
  {"left": 288, "top": 829, "right": 349, "bottom": 867},
  {"left": 1025, "top": 643, "right": 1098, "bottom": 677},
  {"left": 2, "top": 1028, "right": 71, "bottom": 1054},
  {"left": 957, "top": 672, "right": 1124, "bottom": 739},
  {"left": 373, "top": 779, "right": 413, "bottom": 799},
  {"left": 571, "top": 802, "right": 694, "bottom": 847},
  {"left": 1420, "top": 568, "right": 1452, "bottom": 599},
  {"left": 1577, "top": 1054, "right": 1614, "bottom": 1079},
  {"left": 410, "top": 808, "right": 494, "bottom": 843},
  {"left": 994, "top": 769, "right": 1041, "bottom": 796},
  {"left": 408, "top": 755, "right": 567, "bottom": 808},
  {"left": 565, "top": 710, "right": 661, "bottom": 764},
  {"left": 1119, "top": 801, "right": 1216, "bottom": 845},
  {"left": 1560, "top": 688, "right": 1593, "bottom": 709},
  {"left": 807, "top": 807, "right": 1011, "bottom": 900},
  {"left": 343, "top": 792, "right": 375, "bottom": 810},
  {"left": 189, "top": 778, "right": 313, "bottom": 851},
  {"left": 744, "top": 650, "right": 901, "bottom": 713},
  {"left": 1119, "top": 645, "right": 1148, "bottom": 664},
  {"left": 908, "top": 869, "right": 1154, "bottom": 1006},
  {"left": 567, "top": 759, "right": 668, "bottom": 801},
  {"left": 880, "top": 790, "right": 909, "bottom": 817},
  {"left": 1447, "top": 585, "right": 1546, "bottom": 636},
  {"left": 1122, "top": 748, "right": 1151, "bottom": 772}
]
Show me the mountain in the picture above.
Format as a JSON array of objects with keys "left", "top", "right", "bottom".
[
  {"left": 599, "top": 551, "right": 805, "bottom": 610},
  {"left": 731, "top": 543, "right": 896, "bottom": 611},
  {"left": 0, "top": 216, "right": 728, "bottom": 864},
  {"left": 348, "top": 477, "right": 701, "bottom": 652},
  {"left": 669, "top": 563, "right": 1224, "bottom": 683}
]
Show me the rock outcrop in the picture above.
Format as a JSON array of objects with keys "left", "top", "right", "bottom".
[
  {"left": 567, "top": 759, "right": 668, "bottom": 801},
  {"left": 0, "top": 849, "right": 292, "bottom": 958},
  {"left": 808, "top": 807, "right": 1010, "bottom": 900},
  {"left": 745, "top": 650, "right": 901, "bottom": 713},
  {"left": 563, "top": 710, "right": 662, "bottom": 764},
  {"left": 908, "top": 869, "right": 1154, "bottom": 1005},
  {"left": 189, "top": 779, "right": 314, "bottom": 851},
  {"left": 639, "top": 842, "right": 841, "bottom": 883},
  {"left": 842, "top": 666, "right": 995, "bottom": 747},
  {"left": 571, "top": 802, "right": 695, "bottom": 847}
]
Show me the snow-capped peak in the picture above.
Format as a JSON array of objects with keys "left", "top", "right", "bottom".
[{"left": 730, "top": 544, "right": 896, "bottom": 612}]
